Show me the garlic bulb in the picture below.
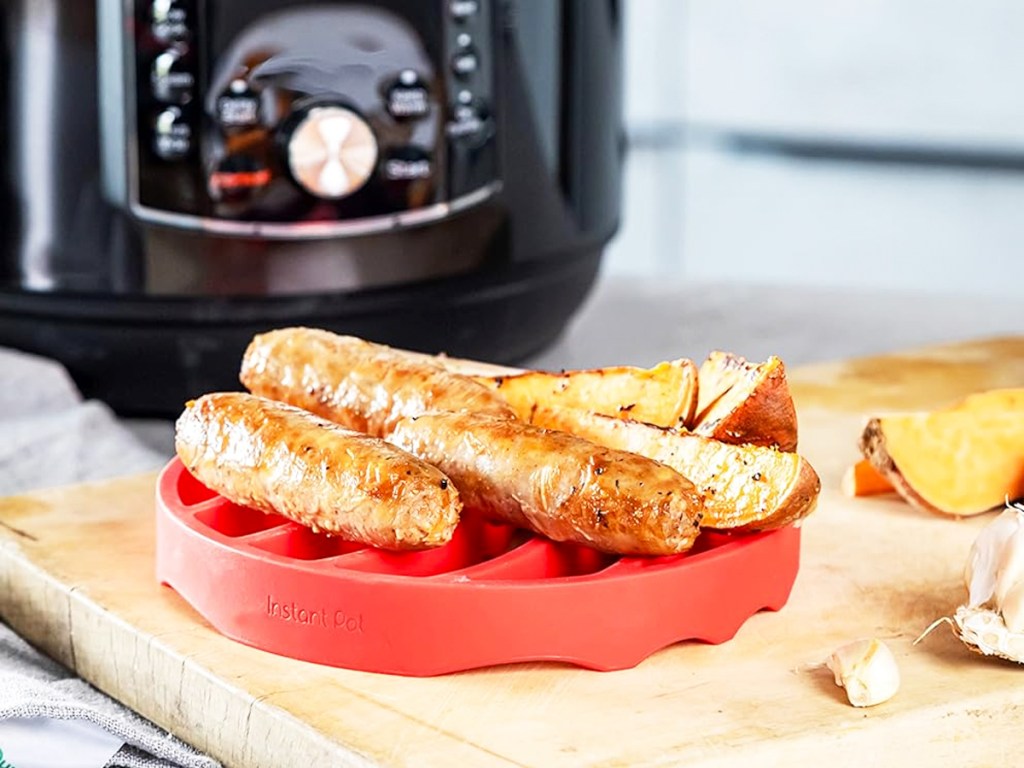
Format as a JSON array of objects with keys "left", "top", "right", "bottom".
[
  {"left": 1002, "top": 578, "right": 1024, "bottom": 634},
  {"left": 964, "top": 504, "right": 1023, "bottom": 608},
  {"left": 953, "top": 501, "right": 1024, "bottom": 662},
  {"left": 826, "top": 638, "right": 900, "bottom": 707}
]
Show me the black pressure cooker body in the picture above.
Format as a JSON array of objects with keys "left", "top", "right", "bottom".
[{"left": 0, "top": 0, "right": 622, "bottom": 415}]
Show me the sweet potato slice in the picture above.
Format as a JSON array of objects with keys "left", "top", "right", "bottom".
[
  {"left": 690, "top": 352, "right": 799, "bottom": 452},
  {"left": 530, "top": 405, "right": 820, "bottom": 530},
  {"left": 475, "top": 359, "right": 699, "bottom": 428},
  {"left": 841, "top": 459, "right": 895, "bottom": 498},
  {"left": 859, "top": 389, "right": 1024, "bottom": 517}
]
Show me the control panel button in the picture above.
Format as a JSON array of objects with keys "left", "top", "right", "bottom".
[
  {"left": 151, "top": 47, "right": 195, "bottom": 105},
  {"left": 386, "top": 71, "right": 431, "bottom": 120},
  {"left": 286, "top": 105, "right": 379, "bottom": 200},
  {"left": 151, "top": 0, "right": 192, "bottom": 42},
  {"left": 216, "top": 80, "right": 262, "bottom": 128},
  {"left": 446, "top": 97, "right": 492, "bottom": 142},
  {"left": 382, "top": 148, "right": 433, "bottom": 182},
  {"left": 209, "top": 155, "right": 272, "bottom": 201},
  {"left": 451, "top": 48, "right": 479, "bottom": 78},
  {"left": 152, "top": 107, "right": 192, "bottom": 161},
  {"left": 449, "top": 0, "right": 480, "bottom": 20}
]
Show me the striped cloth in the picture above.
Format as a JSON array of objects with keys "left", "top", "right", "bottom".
[{"left": 0, "top": 348, "right": 217, "bottom": 768}]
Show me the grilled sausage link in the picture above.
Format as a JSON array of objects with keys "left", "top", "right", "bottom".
[
  {"left": 175, "top": 393, "right": 461, "bottom": 550},
  {"left": 240, "top": 328, "right": 514, "bottom": 437},
  {"left": 388, "top": 412, "right": 704, "bottom": 556}
]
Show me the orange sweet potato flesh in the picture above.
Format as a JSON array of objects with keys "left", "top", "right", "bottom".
[
  {"left": 530, "top": 405, "right": 820, "bottom": 530},
  {"left": 475, "top": 359, "right": 699, "bottom": 428},
  {"left": 691, "top": 352, "right": 799, "bottom": 452},
  {"left": 859, "top": 389, "right": 1024, "bottom": 516},
  {"left": 841, "top": 459, "right": 895, "bottom": 498}
]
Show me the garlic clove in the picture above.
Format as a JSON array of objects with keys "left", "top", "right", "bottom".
[
  {"left": 995, "top": 516, "right": 1024, "bottom": 610},
  {"left": 1001, "top": 578, "right": 1024, "bottom": 634},
  {"left": 825, "top": 638, "right": 900, "bottom": 708},
  {"left": 965, "top": 505, "right": 1024, "bottom": 608}
]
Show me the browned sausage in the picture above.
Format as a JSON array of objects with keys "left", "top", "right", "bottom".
[
  {"left": 240, "top": 328, "right": 514, "bottom": 437},
  {"left": 175, "top": 392, "right": 461, "bottom": 550},
  {"left": 388, "top": 412, "right": 704, "bottom": 556}
]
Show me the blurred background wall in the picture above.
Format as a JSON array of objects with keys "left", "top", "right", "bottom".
[{"left": 607, "top": 0, "right": 1024, "bottom": 297}]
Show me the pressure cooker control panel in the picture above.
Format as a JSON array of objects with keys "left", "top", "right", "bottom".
[{"left": 128, "top": 0, "right": 498, "bottom": 236}]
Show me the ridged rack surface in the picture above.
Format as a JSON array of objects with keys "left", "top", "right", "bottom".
[{"left": 156, "top": 457, "right": 801, "bottom": 676}]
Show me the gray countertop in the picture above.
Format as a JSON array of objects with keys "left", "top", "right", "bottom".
[
  {"left": 532, "top": 276, "right": 1021, "bottom": 369},
  {"left": 125, "top": 276, "right": 1023, "bottom": 460}
]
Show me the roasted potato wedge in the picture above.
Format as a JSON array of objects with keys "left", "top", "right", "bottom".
[
  {"left": 860, "top": 389, "right": 1024, "bottom": 516},
  {"left": 530, "top": 405, "right": 820, "bottom": 530},
  {"left": 474, "top": 359, "right": 699, "bottom": 428},
  {"left": 691, "top": 352, "right": 798, "bottom": 452}
]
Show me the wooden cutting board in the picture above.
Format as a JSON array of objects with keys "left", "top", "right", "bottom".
[{"left": 2, "top": 337, "right": 1024, "bottom": 768}]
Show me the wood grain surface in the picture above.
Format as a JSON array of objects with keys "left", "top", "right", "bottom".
[{"left": 2, "top": 337, "right": 1023, "bottom": 767}]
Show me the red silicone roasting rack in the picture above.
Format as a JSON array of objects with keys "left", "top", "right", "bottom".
[{"left": 156, "top": 457, "right": 801, "bottom": 676}]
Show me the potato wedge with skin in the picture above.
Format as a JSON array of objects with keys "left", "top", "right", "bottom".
[
  {"left": 475, "top": 359, "right": 699, "bottom": 428},
  {"left": 691, "top": 352, "right": 799, "bottom": 452},
  {"left": 860, "top": 389, "right": 1024, "bottom": 517},
  {"left": 530, "top": 405, "right": 820, "bottom": 530}
]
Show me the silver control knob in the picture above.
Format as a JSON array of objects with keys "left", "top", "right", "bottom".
[{"left": 286, "top": 105, "right": 378, "bottom": 199}]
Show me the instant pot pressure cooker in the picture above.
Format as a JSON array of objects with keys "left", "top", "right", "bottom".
[{"left": 0, "top": 0, "right": 622, "bottom": 414}]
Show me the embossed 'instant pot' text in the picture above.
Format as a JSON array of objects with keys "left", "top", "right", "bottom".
[{"left": 265, "top": 595, "right": 365, "bottom": 633}]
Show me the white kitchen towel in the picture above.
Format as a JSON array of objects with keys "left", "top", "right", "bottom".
[
  {"left": 0, "top": 347, "right": 219, "bottom": 767},
  {"left": 0, "top": 348, "right": 167, "bottom": 497}
]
